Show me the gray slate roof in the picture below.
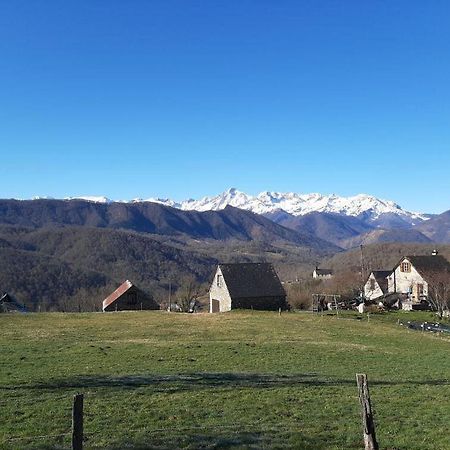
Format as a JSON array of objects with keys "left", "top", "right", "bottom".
[
  {"left": 219, "top": 263, "right": 286, "bottom": 299},
  {"left": 405, "top": 255, "right": 450, "bottom": 277},
  {"left": 371, "top": 270, "right": 391, "bottom": 294},
  {"left": 315, "top": 268, "right": 333, "bottom": 276}
]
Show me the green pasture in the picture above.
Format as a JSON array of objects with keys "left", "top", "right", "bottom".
[{"left": 0, "top": 310, "right": 449, "bottom": 449}]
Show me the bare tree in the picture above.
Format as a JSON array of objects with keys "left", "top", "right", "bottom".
[
  {"left": 286, "top": 279, "right": 322, "bottom": 310},
  {"left": 324, "top": 271, "right": 361, "bottom": 299},
  {"left": 426, "top": 270, "right": 450, "bottom": 319},
  {"left": 176, "top": 277, "right": 200, "bottom": 313}
]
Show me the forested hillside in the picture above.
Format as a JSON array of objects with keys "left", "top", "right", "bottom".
[
  {"left": 323, "top": 242, "right": 450, "bottom": 274},
  {"left": 0, "top": 199, "right": 339, "bottom": 310},
  {"left": 0, "top": 199, "right": 337, "bottom": 250},
  {"left": 3, "top": 199, "right": 446, "bottom": 312},
  {"left": 0, "top": 226, "right": 216, "bottom": 311}
]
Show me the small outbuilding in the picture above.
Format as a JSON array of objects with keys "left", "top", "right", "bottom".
[
  {"left": 102, "top": 280, "right": 159, "bottom": 312},
  {"left": 0, "top": 293, "right": 26, "bottom": 313},
  {"left": 312, "top": 267, "right": 333, "bottom": 279},
  {"left": 209, "top": 263, "right": 287, "bottom": 313},
  {"left": 364, "top": 270, "right": 391, "bottom": 301}
]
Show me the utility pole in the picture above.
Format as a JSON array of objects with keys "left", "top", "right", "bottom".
[
  {"left": 168, "top": 281, "right": 172, "bottom": 312},
  {"left": 360, "top": 244, "right": 365, "bottom": 300}
]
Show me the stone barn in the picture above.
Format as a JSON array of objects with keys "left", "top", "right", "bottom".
[
  {"left": 209, "top": 263, "right": 287, "bottom": 313},
  {"left": 102, "top": 280, "right": 159, "bottom": 312}
]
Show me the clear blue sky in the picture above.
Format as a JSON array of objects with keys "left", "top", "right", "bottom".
[{"left": 0, "top": 1, "right": 449, "bottom": 213}]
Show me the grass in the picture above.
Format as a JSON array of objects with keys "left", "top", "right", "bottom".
[{"left": 0, "top": 310, "right": 449, "bottom": 449}]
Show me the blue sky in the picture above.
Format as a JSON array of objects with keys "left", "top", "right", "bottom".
[{"left": 0, "top": 1, "right": 449, "bottom": 213}]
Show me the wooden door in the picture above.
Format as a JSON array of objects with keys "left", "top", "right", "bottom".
[{"left": 211, "top": 299, "right": 220, "bottom": 313}]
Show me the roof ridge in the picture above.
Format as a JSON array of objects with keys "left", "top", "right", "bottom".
[{"left": 103, "top": 280, "right": 134, "bottom": 309}]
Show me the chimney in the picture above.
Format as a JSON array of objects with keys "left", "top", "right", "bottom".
[{"left": 432, "top": 249, "right": 438, "bottom": 256}]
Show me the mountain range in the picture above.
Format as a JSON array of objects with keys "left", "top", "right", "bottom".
[
  {"left": 0, "top": 199, "right": 335, "bottom": 250},
  {"left": 0, "top": 198, "right": 338, "bottom": 309},
  {"left": 149, "top": 188, "right": 429, "bottom": 226},
  {"left": 25, "top": 188, "right": 450, "bottom": 247},
  {"left": 34, "top": 188, "right": 429, "bottom": 226},
  {"left": 0, "top": 193, "right": 448, "bottom": 310}
]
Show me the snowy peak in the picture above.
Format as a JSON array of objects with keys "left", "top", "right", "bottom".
[
  {"left": 178, "top": 188, "right": 254, "bottom": 212},
  {"left": 31, "top": 195, "right": 112, "bottom": 203},
  {"left": 26, "top": 188, "right": 429, "bottom": 226},
  {"left": 64, "top": 196, "right": 112, "bottom": 204},
  {"left": 158, "top": 188, "right": 428, "bottom": 225}
]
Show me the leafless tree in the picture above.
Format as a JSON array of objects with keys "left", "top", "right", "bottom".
[
  {"left": 176, "top": 277, "right": 200, "bottom": 313},
  {"left": 286, "top": 279, "right": 322, "bottom": 310},
  {"left": 324, "top": 271, "right": 361, "bottom": 299},
  {"left": 426, "top": 270, "right": 450, "bottom": 319}
]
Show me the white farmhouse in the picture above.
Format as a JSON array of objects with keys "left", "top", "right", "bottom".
[
  {"left": 312, "top": 267, "right": 333, "bottom": 279},
  {"left": 386, "top": 254, "right": 450, "bottom": 310}
]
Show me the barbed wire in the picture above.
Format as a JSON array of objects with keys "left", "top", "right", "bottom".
[
  {"left": 1, "top": 422, "right": 300, "bottom": 445},
  {"left": 110, "top": 423, "right": 298, "bottom": 435},
  {"left": 0, "top": 392, "right": 80, "bottom": 406},
  {"left": 1, "top": 432, "right": 71, "bottom": 443}
]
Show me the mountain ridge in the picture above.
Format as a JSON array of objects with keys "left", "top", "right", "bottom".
[
  {"left": 22, "top": 188, "right": 434, "bottom": 228},
  {"left": 0, "top": 199, "right": 339, "bottom": 252}
]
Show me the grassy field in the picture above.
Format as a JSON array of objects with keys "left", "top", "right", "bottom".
[{"left": 0, "top": 310, "right": 449, "bottom": 449}]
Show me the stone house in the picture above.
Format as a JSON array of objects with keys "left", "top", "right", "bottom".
[
  {"left": 386, "top": 254, "right": 450, "bottom": 309},
  {"left": 102, "top": 280, "right": 159, "bottom": 312},
  {"left": 209, "top": 263, "right": 287, "bottom": 313}
]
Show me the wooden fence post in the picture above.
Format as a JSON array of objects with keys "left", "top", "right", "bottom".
[
  {"left": 72, "top": 393, "right": 84, "bottom": 450},
  {"left": 356, "top": 374, "right": 378, "bottom": 450}
]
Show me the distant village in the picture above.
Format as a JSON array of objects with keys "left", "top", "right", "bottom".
[
  {"left": 314, "top": 250, "right": 450, "bottom": 316},
  {"left": 94, "top": 249, "right": 450, "bottom": 317},
  {"left": 2, "top": 249, "right": 449, "bottom": 318}
]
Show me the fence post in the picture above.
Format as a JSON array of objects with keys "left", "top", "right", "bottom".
[
  {"left": 356, "top": 374, "right": 378, "bottom": 450},
  {"left": 72, "top": 393, "right": 84, "bottom": 450}
]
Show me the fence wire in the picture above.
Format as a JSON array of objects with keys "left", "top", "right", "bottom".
[{"left": 1, "top": 423, "right": 299, "bottom": 446}]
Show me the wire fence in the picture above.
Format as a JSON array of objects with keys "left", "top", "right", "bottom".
[
  {"left": 2, "top": 432, "right": 71, "bottom": 443},
  {"left": 0, "top": 388, "right": 325, "bottom": 448},
  {"left": 1, "top": 423, "right": 305, "bottom": 447},
  {"left": 0, "top": 375, "right": 379, "bottom": 449}
]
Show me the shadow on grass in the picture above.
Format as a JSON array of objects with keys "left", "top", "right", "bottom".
[
  {"left": 16, "top": 430, "right": 331, "bottom": 450},
  {"left": 103, "top": 429, "right": 330, "bottom": 450},
  {"left": 2, "top": 372, "right": 449, "bottom": 393},
  {"left": 2, "top": 372, "right": 341, "bottom": 393}
]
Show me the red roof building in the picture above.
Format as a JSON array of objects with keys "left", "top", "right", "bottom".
[{"left": 102, "top": 280, "right": 159, "bottom": 312}]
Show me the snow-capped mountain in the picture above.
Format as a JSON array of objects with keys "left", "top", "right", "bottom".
[
  {"left": 32, "top": 195, "right": 113, "bottom": 203},
  {"left": 27, "top": 188, "right": 429, "bottom": 227},
  {"left": 64, "top": 196, "right": 113, "bottom": 203},
  {"left": 148, "top": 188, "right": 428, "bottom": 225}
]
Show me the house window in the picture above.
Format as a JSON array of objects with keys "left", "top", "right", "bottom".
[
  {"left": 400, "top": 262, "right": 411, "bottom": 273},
  {"left": 370, "top": 279, "right": 376, "bottom": 290},
  {"left": 217, "top": 274, "right": 222, "bottom": 287}
]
